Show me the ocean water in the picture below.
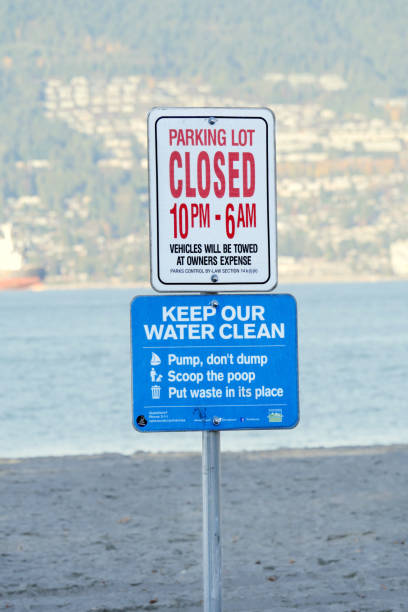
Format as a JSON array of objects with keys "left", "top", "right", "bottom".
[{"left": 0, "top": 282, "right": 407, "bottom": 458}]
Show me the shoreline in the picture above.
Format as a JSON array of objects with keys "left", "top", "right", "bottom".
[{"left": 1, "top": 441, "right": 407, "bottom": 463}]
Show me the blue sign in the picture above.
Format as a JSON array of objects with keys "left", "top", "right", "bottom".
[{"left": 131, "top": 294, "right": 299, "bottom": 432}]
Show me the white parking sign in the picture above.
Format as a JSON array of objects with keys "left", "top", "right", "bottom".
[{"left": 148, "top": 107, "right": 277, "bottom": 292}]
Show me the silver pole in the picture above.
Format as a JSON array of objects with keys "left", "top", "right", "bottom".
[{"left": 202, "top": 430, "right": 222, "bottom": 612}]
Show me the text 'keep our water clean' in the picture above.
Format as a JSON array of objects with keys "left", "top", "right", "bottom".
[{"left": 143, "top": 305, "right": 285, "bottom": 340}]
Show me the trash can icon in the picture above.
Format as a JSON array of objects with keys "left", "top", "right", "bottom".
[{"left": 151, "top": 385, "right": 161, "bottom": 399}]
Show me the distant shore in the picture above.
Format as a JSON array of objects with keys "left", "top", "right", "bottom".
[
  {"left": 1, "top": 444, "right": 407, "bottom": 611},
  {"left": 32, "top": 274, "right": 406, "bottom": 291}
]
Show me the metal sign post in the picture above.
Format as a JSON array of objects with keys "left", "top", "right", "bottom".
[
  {"left": 202, "top": 430, "right": 222, "bottom": 612},
  {"left": 132, "top": 106, "right": 299, "bottom": 612}
]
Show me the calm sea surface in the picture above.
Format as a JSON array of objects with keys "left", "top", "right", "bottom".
[{"left": 0, "top": 282, "right": 407, "bottom": 458}]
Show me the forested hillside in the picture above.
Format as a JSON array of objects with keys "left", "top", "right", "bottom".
[
  {"left": 1, "top": 0, "right": 407, "bottom": 97},
  {"left": 1, "top": 0, "right": 407, "bottom": 281}
]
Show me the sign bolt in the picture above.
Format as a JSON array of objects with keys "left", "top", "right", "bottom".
[
  {"left": 208, "top": 116, "right": 217, "bottom": 125},
  {"left": 210, "top": 300, "right": 219, "bottom": 309},
  {"left": 211, "top": 274, "right": 219, "bottom": 283},
  {"left": 212, "top": 416, "right": 222, "bottom": 426}
]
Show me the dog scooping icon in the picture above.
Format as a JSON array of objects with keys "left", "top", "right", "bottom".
[{"left": 150, "top": 367, "right": 163, "bottom": 383}]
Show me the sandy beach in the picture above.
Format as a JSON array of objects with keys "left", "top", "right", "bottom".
[{"left": 1, "top": 445, "right": 407, "bottom": 611}]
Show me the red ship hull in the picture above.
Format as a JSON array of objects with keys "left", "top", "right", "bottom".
[
  {"left": 0, "top": 267, "right": 46, "bottom": 290},
  {"left": 0, "top": 276, "right": 44, "bottom": 290}
]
